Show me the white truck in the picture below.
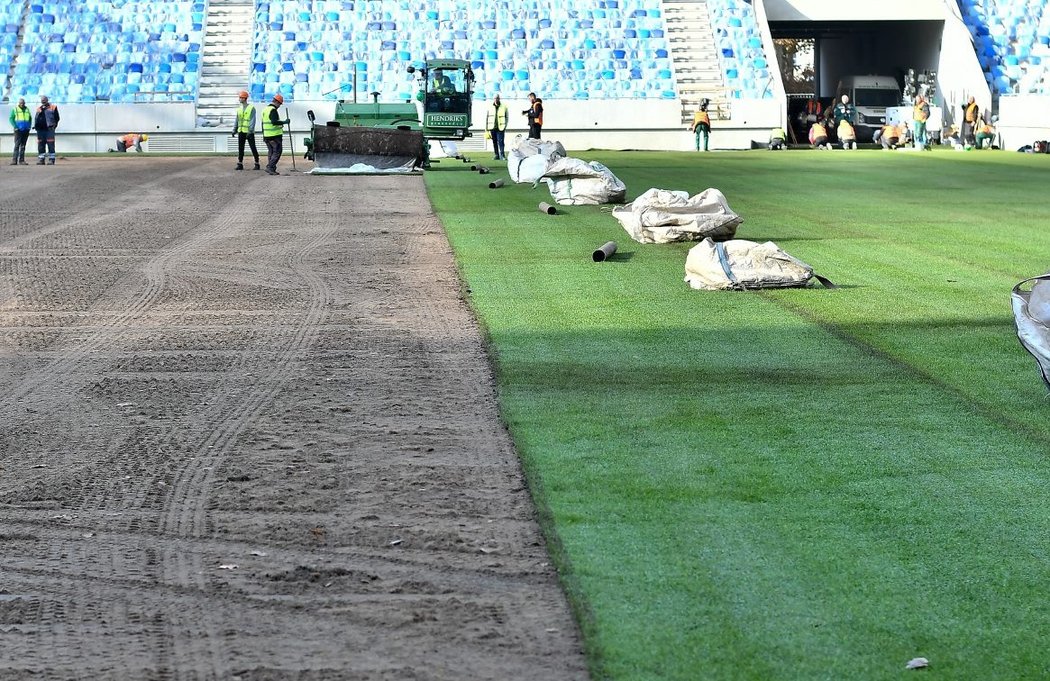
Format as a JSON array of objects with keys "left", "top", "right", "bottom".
[{"left": 836, "top": 75, "right": 903, "bottom": 142}]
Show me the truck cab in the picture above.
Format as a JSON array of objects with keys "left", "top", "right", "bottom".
[
  {"left": 410, "top": 59, "right": 474, "bottom": 140},
  {"left": 836, "top": 76, "right": 902, "bottom": 142}
]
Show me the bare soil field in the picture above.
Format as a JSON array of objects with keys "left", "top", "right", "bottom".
[{"left": 0, "top": 156, "right": 588, "bottom": 680}]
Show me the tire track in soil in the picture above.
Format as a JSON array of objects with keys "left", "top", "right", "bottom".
[
  {"left": 0, "top": 162, "right": 207, "bottom": 252},
  {"left": 0, "top": 177, "right": 289, "bottom": 679},
  {"left": 154, "top": 211, "right": 338, "bottom": 678},
  {"left": 0, "top": 172, "right": 257, "bottom": 409},
  {"left": 0, "top": 162, "right": 589, "bottom": 680},
  {"left": 0, "top": 171, "right": 318, "bottom": 678}
]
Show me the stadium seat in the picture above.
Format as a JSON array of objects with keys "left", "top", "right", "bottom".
[{"left": 5, "top": 0, "right": 718, "bottom": 104}]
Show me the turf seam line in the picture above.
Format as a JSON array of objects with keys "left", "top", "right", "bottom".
[{"left": 766, "top": 293, "right": 1050, "bottom": 450}]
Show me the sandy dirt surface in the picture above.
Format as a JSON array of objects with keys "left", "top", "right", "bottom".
[{"left": 0, "top": 156, "right": 589, "bottom": 680}]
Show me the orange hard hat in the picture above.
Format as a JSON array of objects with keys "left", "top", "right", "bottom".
[
  {"left": 273, "top": 94, "right": 284, "bottom": 104},
  {"left": 239, "top": 90, "right": 249, "bottom": 99}
]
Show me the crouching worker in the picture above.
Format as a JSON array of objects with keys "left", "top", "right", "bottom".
[
  {"left": 837, "top": 120, "right": 857, "bottom": 150},
  {"left": 976, "top": 121, "right": 997, "bottom": 149},
  {"left": 111, "top": 133, "right": 148, "bottom": 152},
  {"left": 768, "top": 126, "right": 786, "bottom": 150},
  {"left": 809, "top": 120, "right": 830, "bottom": 150},
  {"left": 873, "top": 123, "right": 900, "bottom": 150}
]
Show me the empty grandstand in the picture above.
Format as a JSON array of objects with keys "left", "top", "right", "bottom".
[{"left": 0, "top": 0, "right": 1047, "bottom": 151}]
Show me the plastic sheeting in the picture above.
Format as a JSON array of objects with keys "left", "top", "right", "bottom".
[
  {"left": 611, "top": 188, "right": 742, "bottom": 244},
  {"left": 1012, "top": 275, "right": 1050, "bottom": 389},
  {"left": 507, "top": 136, "right": 566, "bottom": 183},
  {"left": 308, "top": 162, "right": 419, "bottom": 175},
  {"left": 540, "top": 158, "right": 626, "bottom": 205},
  {"left": 684, "top": 238, "right": 817, "bottom": 291}
]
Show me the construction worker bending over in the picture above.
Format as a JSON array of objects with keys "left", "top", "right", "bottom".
[
  {"left": 837, "top": 120, "right": 857, "bottom": 150},
  {"left": 768, "top": 126, "right": 786, "bottom": 150},
  {"left": 111, "top": 133, "right": 148, "bottom": 152},
  {"left": 262, "top": 94, "right": 290, "bottom": 175},
  {"left": 809, "top": 120, "right": 830, "bottom": 150},
  {"left": 233, "top": 90, "right": 261, "bottom": 170},
  {"left": 975, "top": 120, "right": 997, "bottom": 149},
  {"left": 873, "top": 123, "right": 900, "bottom": 150}
]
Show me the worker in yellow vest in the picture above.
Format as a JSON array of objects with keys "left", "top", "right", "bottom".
[
  {"left": 768, "top": 126, "right": 786, "bottom": 150},
  {"left": 962, "top": 96, "right": 980, "bottom": 147},
  {"left": 9, "top": 97, "right": 31, "bottom": 165},
  {"left": 233, "top": 90, "right": 260, "bottom": 171},
  {"left": 912, "top": 94, "right": 931, "bottom": 149},
  {"left": 809, "top": 120, "right": 830, "bottom": 149},
  {"left": 484, "top": 94, "right": 509, "bottom": 160},
  {"left": 262, "top": 94, "right": 290, "bottom": 175},
  {"left": 975, "top": 120, "right": 997, "bottom": 149},
  {"left": 837, "top": 119, "right": 857, "bottom": 150},
  {"left": 692, "top": 99, "right": 711, "bottom": 151}
]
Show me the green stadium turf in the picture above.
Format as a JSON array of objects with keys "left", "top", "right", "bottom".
[{"left": 425, "top": 149, "right": 1050, "bottom": 680}]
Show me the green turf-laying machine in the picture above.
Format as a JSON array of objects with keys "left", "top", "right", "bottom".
[{"left": 305, "top": 59, "right": 475, "bottom": 171}]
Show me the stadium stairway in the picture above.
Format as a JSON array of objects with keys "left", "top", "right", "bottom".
[
  {"left": 660, "top": 0, "right": 729, "bottom": 123},
  {"left": 195, "top": 0, "right": 254, "bottom": 127}
]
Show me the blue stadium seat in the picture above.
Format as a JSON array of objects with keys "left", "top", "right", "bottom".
[{"left": 130, "top": 0, "right": 681, "bottom": 102}]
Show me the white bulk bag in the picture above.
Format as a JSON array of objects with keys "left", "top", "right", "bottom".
[
  {"left": 685, "top": 238, "right": 834, "bottom": 291},
  {"left": 612, "top": 187, "right": 742, "bottom": 244},
  {"left": 1012, "top": 275, "right": 1050, "bottom": 388},
  {"left": 507, "top": 136, "right": 566, "bottom": 183},
  {"left": 540, "top": 158, "right": 627, "bottom": 205}
]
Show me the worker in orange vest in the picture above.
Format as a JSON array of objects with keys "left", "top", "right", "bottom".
[
  {"left": 523, "top": 92, "right": 543, "bottom": 139},
  {"left": 874, "top": 123, "right": 900, "bottom": 149},
  {"left": 112, "top": 133, "right": 148, "bottom": 152},
  {"left": 804, "top": 97, "right": 822, "bottom": 122}
]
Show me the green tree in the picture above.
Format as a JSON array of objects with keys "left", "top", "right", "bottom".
[{"left": 774, "top": 38, "right": 815, "bottom": 94}]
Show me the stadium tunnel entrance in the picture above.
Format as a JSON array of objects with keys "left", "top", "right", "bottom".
[{"left": 769, "top": 20, "right": 944, "bottom": 142}]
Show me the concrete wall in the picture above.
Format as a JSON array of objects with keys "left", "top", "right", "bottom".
[
  {"left": 997, "top": 96, "right": 1050, "bottom": 150},
  {"left": 765, "top": 0, "right": 945, "bottom": 21},
  {"left": 0, "top": 96, "right": 783, "bottom": 154},
  {"left": 53, "top": 103, "right": 197, "bottom": 133},
  {"left": 936, "top": 0, "right": 992, "bottom": 126}
]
